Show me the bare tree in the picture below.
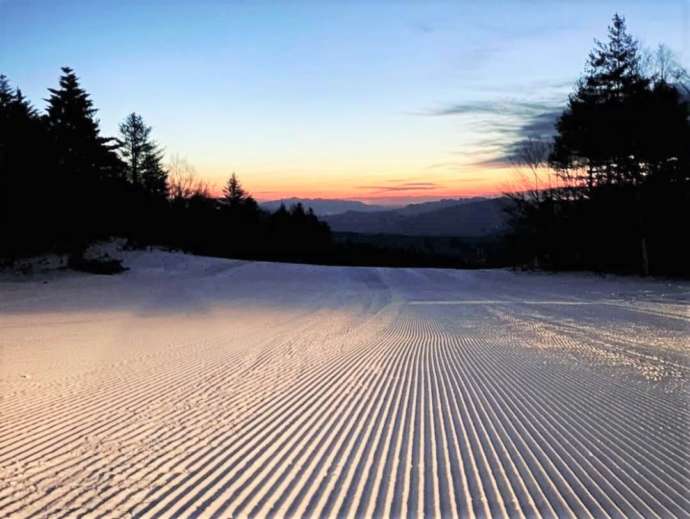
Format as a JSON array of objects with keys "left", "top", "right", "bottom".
[
  {"left": 510, "top": 137, "right": 553, "bottom": 200},
  {"left": 167, "top": 155, "right": 209, "bottom": 200},
  {"left": 643, "top": 44, "right": 689, "bottom": 92}
]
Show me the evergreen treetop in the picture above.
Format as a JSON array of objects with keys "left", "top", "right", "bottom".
[
  {"left": 223, "top": 173, "right": 248, "bottom": 207},
  {"left": 45, "top": 67, "right": 101, "bottom": 140},
  {"left": 549, "top": 14, "right": 678, "bottom": 187}
]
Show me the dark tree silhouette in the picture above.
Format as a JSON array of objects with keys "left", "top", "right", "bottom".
[
  {"left": 119, "top": 113, "right": 168, "bottom": 198},
  {"left": 222, "top": 173, "right": 249, "bottom": 207},
  {"left": 45, "top": 67, "right": 120, "bottom": 180},
  {"left": 141, "top": 147, "right": 169, "bottom": 199},
  {"left": 1, "top": 67, "right": 338, "bottom": 268},
  {"left": 506, "top": 14, "right": 690, "bottom": 276},
  {"left": 119, "top": 112, "right": 152, "bottom": 186},
  {"left": 0, "top": 75, "right": 54, "bottom": 258},
  {"left": 43, "top": 67, "right": 125, "bottom": 259},
  {"left": 550, "top": 14, "right": 650, "bottom": 188}
]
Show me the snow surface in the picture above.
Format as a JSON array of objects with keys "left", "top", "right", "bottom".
[{"left": 1, "top": 250, "right": 689, "bottom": 518}]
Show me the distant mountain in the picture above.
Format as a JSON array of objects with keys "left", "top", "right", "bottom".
[
  {"left": 260, "top": 198, "right": 388, "bottom": 216},
  {"left": 260, "top": 196, "right": 489, "bottom": 217},
  {"left": 391, "top": 197, "right": 487, "bottom": 217},
  {"left": 323, "top": 197, "right": 512, "bottom": 237}
]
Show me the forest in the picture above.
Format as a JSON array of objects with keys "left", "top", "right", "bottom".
[
  {"left": 506, "top": 15, "right": 690, "bottom": 276},
  {"left": 0, "top": 68, "right": 332, "bottom": 270}
]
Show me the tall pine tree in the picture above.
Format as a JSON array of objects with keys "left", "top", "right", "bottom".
[
  {"left": 222, "top": 173, "right": 249, "bottom": 207},
  {"left": 547, "top": 14, "right": 690, "bottom": 275},
  {"left": 119, "top": 112, "right": 151, "bottom": 186},
  {"left": 45, "top": 67, "right": 119, "bottom": 180},
  {"left": 44, "top": 67, "right": 123, "bottom": 255},
  {"left": 141, "top": 146, "right": 169, "bottom": 199},
  {"left": 118, "top": 112, "right": 168, "bottom": 198},
  {"left": 0, "top": 75, "right": 53, "bottom": 257},
  {"left": 550, "top": 14, "right": 650, "bottom": 187}
]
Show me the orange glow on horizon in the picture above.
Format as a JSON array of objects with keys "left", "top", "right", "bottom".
[{"left": 201, "top": 163, "right": 523, "bottom": 205}]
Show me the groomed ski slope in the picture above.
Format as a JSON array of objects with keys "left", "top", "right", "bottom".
[{"left": 0, "top": 250, "right": 688, "bottom": 518}]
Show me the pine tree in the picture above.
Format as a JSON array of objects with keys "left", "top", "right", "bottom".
[
  {"left": 0, "top": 75, "right": 22, "bottom": 227},
  {"left": 222, "top": 173, "right": 248, "bottom": 207},
  {"left": 44, "top": 67, "right": 123, "bottom": 255},
  {"left": 0, "top": 75, "right": 13, "bottom": 110},
  {"left": 0, "top": 76, "right": 39, "bottom": 136},
  {"left": 119, "top": 112, "right": 152, "bottom": 185},
  {"left": 546, "top": 14, "right": 690, "bottom": 275},
  {"left": 141, "top": 146, "right": 169, "bottom": 198},
  {"left": 587, "top": 13, "right": 644, "bottom": 95},
  {"left": 550, "top": 14, "right": 650, "bottom": 187},
  {"left": 118, "top": 112, "right": 168, "bottom": 197},
  {"left": 0, "top": 75, "right": 52, "bottom": 256},
  {"left": 0, "top": 76, "right": 43, "bottom": 208},
  {"left": 45, "top": 67, "right": 117, "bottom": 179}
]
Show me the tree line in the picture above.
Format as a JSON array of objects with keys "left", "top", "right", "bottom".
[
  {"left": 3, "top": 15, "right": 687, "bottom": 275},
  {"left": 508, "top": 14, "right": 690, "bottom": 276},
  {"left": 0, "top": 67, "right": 331, "bottom": 268}
]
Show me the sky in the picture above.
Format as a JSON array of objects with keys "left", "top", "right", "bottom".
[{"left": 1, "top": 0, "right": 688, "bottom": 204}]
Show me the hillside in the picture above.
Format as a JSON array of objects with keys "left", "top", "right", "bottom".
[
  {"left": 323, "top": 197, "right": 512, "bottom": 237},
  {"left": 260, "top": 197, "right": 488, "bottom": 218},
  {"left": 391, "top": 196, "right": 487, "bottom": 216},
  {"left": 260, "top": 198, "right": 388, "bottom": 215}
]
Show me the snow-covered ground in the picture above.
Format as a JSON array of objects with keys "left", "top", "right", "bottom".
[{"left": 1, "top": 250, "right": 688, "bottom": 518}]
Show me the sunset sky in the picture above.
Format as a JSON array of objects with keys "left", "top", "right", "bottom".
[{"left": 2, "top": 0, "right": 687, "bottom": 204}]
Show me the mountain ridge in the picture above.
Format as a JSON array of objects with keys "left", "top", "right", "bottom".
[
  {"left": 322, "top": 197, "right": 511, "bottom": 237},
  {"left": 259, "top": 198, "right": 388, "bottom": 215},
  {"left": 260, "top": 196, "right": 488, "bottom": 217}
]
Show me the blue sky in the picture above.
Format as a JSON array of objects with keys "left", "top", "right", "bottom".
[{"left": 1, "top": 0, "right": 688, "bottom": 202}]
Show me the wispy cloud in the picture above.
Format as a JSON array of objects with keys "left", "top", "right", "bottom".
[
  {"left": 429, "top": 99, "right": 559, "bottom": 118},
  {"left": 425, "top": 161, "right": 462, "bottom": 170},
  {"left": 427, "top": 93, "right": 568, "bottom": 167},
  {"left": 356, "top": 181, "right": 441, "bottom": 193},
  {"left": 477, "top": 108, "right": 563, "bottom": 166}
]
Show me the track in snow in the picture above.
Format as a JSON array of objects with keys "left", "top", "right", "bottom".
[{"left": 1, "top": 251, "right": 689, "bottom": 518}]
